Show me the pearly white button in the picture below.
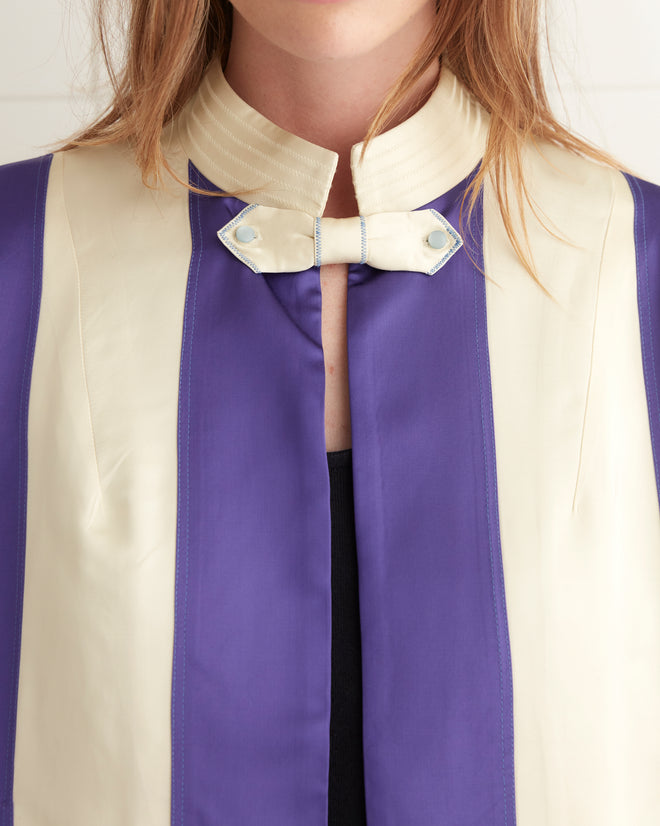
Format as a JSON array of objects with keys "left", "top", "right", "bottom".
[
  {"left": 427, "top": 229, "right": 448, "bottom": 249},
  {"left": 235, "top": 225, "right": 257, "bottom": 243}
]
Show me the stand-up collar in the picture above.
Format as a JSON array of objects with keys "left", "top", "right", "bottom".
[{"left": 177, "top": 56, "right": 490, "bottom": 216}]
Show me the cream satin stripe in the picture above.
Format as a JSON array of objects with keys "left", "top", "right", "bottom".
[
  {"left": 484, "top": 143, "right": 660, "bottom": 825},
  {"left": 14, "top": 133, "right": 191, "bottom": 824}
]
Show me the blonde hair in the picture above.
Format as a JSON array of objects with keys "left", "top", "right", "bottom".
[{"left": 60, "top": 0, "right": 623, "bottom": 287}]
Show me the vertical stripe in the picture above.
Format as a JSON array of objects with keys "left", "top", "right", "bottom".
[
  {"left": 172, "top": 163, "right": 332, "bottom": 824},
  {"left": 346, "top": 173, "right": 516, "bottom": 824},
  {"left": 0, "top": 153, "right": 52, "bottom": 825},
  {"left": 483, "top": 155, "right": 660, "bottom": 823},
  {"left": 624, "top": 173, "right": 660, "bottom": 506},
  {"left": 14, "top": 143, "right": 190, "bottom": 823}
]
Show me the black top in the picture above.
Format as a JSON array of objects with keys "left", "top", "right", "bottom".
[{"left": 326, "top": 447, "right": 367, "bottom": 825}]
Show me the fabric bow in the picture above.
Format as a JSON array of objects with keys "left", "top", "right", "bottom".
[{"left": 217, "top": 203, "right": 462, "bottom": 275}]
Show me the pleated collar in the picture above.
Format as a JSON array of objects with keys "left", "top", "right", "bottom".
[{"left": 177, "top": 55, "right": 490, "bottom": 216}]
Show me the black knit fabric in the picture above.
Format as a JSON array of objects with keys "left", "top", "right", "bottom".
[{"left": 326, "top": 447, "right": 367, "bottom": 826}]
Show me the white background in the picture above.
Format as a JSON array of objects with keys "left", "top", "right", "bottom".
[{"left": 1, "top": 0, "right": 659, "bottom": 183}]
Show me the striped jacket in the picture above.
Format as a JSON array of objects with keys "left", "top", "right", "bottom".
[{"left": 1, "top": 57, "right": 659, "bottom": 825}]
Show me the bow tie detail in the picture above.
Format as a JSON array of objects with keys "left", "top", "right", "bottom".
[{"left": 217, "top": 203, "right": 463, "bottom": 275}]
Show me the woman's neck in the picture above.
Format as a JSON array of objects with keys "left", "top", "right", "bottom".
[{"left": 223, "top": 7, "right": 439, "bottom": 218}]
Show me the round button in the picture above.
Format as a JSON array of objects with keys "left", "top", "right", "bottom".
[
  {"left": 427, "top": 229, "right": 448, "bottom": 249},
  {"left": 235, "top": 225, "right": 257, "bottom": 243}
]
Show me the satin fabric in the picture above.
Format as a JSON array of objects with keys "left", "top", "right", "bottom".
[
  {"left": 169, "top": 162, "right": 514, "bottom": 824},
  {"left": 0, "top": 155, "right": 52, "bottom": 825},
  {"left": 1, "top": 58, "right": 660, "bottom": 826}
]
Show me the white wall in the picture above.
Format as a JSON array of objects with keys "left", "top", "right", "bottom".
[
  {"left": 544, "top": 0, "right": 660, "bottom": 182},
  {"left": 0, "top": 1, "right": 109, "bottom": 165},
  {"left": 1, "top": 0, "right": 659, "bottom": 183}
]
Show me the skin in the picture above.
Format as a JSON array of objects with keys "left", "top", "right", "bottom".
[{"left": 225, "top": 0, "right": 439, "bottom": 451}]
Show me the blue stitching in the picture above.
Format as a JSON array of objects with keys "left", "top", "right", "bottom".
[
  {"left": 181, "top": 179, "right": 200, "bottom": 826},
  {"left": 172, "top": 162, "right": 203, "bottom": 825},
  {"left": 2, "top": 154, "right": 51, "bottom": 824},
  {"left": 484, "top": 265, "right": 517, "bottom": 825},
  {"left": 472, "top": 192, "right": 512, "bottom": 825},
  {"left": 427, "top": 244, "right": 461, "bottom": 275},
  {"left": 474, "top": 253, "right": 507, "bottom": 826},
  {"left": 638, "top": 180, "right": 660, "bottom": 484},
  {"left": 217, "top": 203, "right": 261, "bottom": 273},
  {"left": 359, "top": 215, "right": 367, "bottom": 264},
  {"left": 625, "top": 173, "right": 660, "bottom": 499},
  {"left": 315, "top": 217, "right": 322, "bottom": 266},
  {"left": 427, "top": 209, "right": 463, "bottom": 275}
]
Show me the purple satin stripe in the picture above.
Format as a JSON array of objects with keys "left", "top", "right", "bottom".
[
  {"left": 0, "top": 154, "right": 52, "bottom": 825},
  {"left": 173, "top": 162, "right": 516, "bottom": 824},
  {"left": 346, "top": 176, "right": 515, "bottom": 824},
  {"left": 172, "top": 163, "right": 332, "bottom": 824},
  {"left": 624, "top": 173, "right": 660, "bottom": 506}
]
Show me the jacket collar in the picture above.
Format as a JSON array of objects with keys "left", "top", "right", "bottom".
[{"left": 177, "top": 56, "right": 489, "bottom": 216}]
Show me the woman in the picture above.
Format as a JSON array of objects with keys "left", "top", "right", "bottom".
[{"left": 1, "top": 0, "right": 659, "bottom": 823}]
